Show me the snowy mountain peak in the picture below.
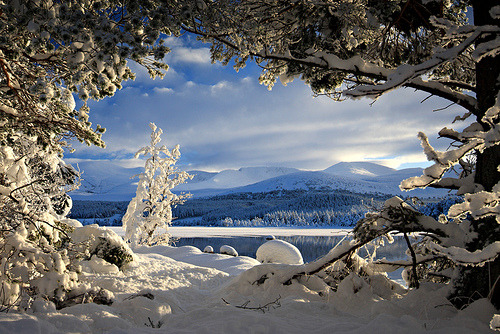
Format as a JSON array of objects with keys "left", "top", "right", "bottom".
[{"left": 323, "top": 162, "right": 396, "bottom": 178}]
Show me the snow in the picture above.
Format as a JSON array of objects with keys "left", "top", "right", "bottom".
[
  {"left": 177, "top": 166, "right": 300, "bottom": 191},
  {"left": 81, "top": 255, "right": 120, "bottom": 275},
  {"left": 323, "top": 161, "right": 395, "bottom": 177},
  {"left": 203, "top": 245, "right": 214, "bottom": 253},
  {"left": 220, "top": 245, "right": 238, "bottom": 256},
  {"left": 256, "top": 239, "right": 304, "bottom": 264},
  {"left": 0, "top": 231, "right": 496, "bottom": 333}
]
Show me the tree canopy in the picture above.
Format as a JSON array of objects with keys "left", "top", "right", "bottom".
[{"left": 0, "top": 0, "right": 190, "bottom": 150}]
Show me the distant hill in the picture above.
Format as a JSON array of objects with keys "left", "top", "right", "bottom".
[
  {"left": 176, "top": 166, "right": 300, "bottom": 191},
  {"left": 69, "top": 161, "right": 448, "bottom": 201},
  {"left": 323, "top": 161, "right": 396, "bottom": 178},
  {"left": 70, "top": 161, "right": 141, "bottom": 201},
  {"left": 217, "top": 170, "right": 446, "bottom": 198}
]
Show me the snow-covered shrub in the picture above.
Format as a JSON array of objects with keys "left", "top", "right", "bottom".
[
  {"left": 220, "top": 245, "right": 238, "bottom": 257},
  {"left": 71, "top": 225, "right": 134, "bottom": 270},
  {"left": 123, "top": 123, "right": 192, "bottom": 247},
  {"left": 0, "top": 0, "right": 196, "bottom": 313},
  {"left": 256, "top": 240, "right": 304, "bottom": 265}
]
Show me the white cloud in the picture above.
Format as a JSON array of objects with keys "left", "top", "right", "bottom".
[
  {"left": 167, "top": 47, "right": 212, "bottom": 65},
  {"left": 153, "top": 87, "right": 174, "bottom": 94},
  {"left": 210, "top": 81, "right": 232, "bottom": 95},
  {"left": 70, "top": 44, "right": 462, "bottom": 173}
]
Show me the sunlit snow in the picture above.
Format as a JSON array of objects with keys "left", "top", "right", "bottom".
[{"left": 0, "top": 226, "right": 495, "bottom": 334}]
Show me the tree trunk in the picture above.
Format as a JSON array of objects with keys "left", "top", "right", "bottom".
[{"left": 451, "top": 1, "right": 500, "bottom": 310}]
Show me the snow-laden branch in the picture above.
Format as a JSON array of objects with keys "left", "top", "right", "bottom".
[
  {"left": 346, "top": 26, "right": 498, "bottom": 99},
  {"left": 252, "top": 49, "right": 479, "bottom": 113},
  {"left": 370, "top": 254, "right": 441, "bottom": 268},
  {"left": 482, "top": 91, "right": 500, "bottom": 126},
  {"left": 449, "top": 181, "right": 500, "bottom": 223},
  {"left": 427, "top": 173, "right": 478, "bottom": 195},
  {"left": 473, "top": 36, "right": 500, "bottom": 62},
  {"left": 427, "top": 241, "right": 500, "bottom": 266},
  {"left": 279, "top": 239, "right": 361, "bottom": 284},
  {"left": 401, "top": 119, "right": 500, "bottom": 192},
  {"left": 0, "top": 101, "right": 19, "bottom": 116},
  {"left": 400, "top": 132, "right": 481, "bottom": 190}
]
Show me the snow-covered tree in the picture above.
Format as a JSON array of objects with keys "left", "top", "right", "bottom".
[
  {"left": 181, "top": 1, "right": 500, "bottom": 308},
  {"left": 0, "top": 1, "right": 189, "bottom": 310},
  {"left": 0, "top": 135, "right": 81, "bottom": 309},
  {"left": 123, "top": 123, "right": 192, "bottom": 247}
]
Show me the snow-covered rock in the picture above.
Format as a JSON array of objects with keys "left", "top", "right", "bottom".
[
  {"left": 203, "top": 245, "right": 214, "bottom": 253},
  {"left": 220, "top": 245, "right": 238, "bottom": 256},
  {"left": 256, "top": 239, "right": 304, "bottom": 264}
]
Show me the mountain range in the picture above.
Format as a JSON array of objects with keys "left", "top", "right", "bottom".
[{"left": 69, "top": 161, "right": 449, "bottom": 201}]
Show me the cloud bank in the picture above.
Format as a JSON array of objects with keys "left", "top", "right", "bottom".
[{"left": 68, "top": 38, "right": 466, "bottom": 172}]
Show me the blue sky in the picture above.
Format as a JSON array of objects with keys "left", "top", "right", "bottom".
[{"left": 66, "top": 36, "right": 467, "bottom": 172}]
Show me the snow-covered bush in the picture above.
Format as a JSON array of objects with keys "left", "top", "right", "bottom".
[
  {"left": 123, "top": 123, "right": 192, "bottom": 247},
  {"left": 71, "top": 225, "right": 134, "bottom": 270},
  {"left": 0, "top": 0, "right": 195, "bottom": 311}
]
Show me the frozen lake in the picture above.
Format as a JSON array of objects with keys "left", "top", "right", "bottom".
[{"left": 108, "top": 226, "right": 409, "bottom": 267}]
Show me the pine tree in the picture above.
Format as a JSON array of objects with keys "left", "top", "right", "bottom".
[{"left": 123, "top": 123, "right": 192, "bottom": 247}]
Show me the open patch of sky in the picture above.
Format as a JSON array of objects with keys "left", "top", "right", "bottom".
[{"left": 66, "top": 36, "right": 468, "bottom": 172}]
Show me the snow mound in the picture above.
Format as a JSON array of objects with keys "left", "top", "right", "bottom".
[
  {"left": 220, "top": 245, "right": 238, "bottom": 256},
  {"left": 256, "top": 239, "right": 304, "bottom": 264},
  {"left": 81, "top": 255, "right": 120, "bottom": 274},
  {"left": 203, "top": 245, "right": 214, "bottom": 253},
  {"left": 114, "top": 293, "right": 171, "bottom": 327}
]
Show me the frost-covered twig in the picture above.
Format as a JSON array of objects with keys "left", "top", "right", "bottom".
[{"left": 222, "top": 296, "right": 281, "bottom": 313}]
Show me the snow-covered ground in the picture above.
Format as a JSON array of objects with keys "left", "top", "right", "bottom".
[{"left": 0, "top": 227, "right": 496, "bottom": 333}]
